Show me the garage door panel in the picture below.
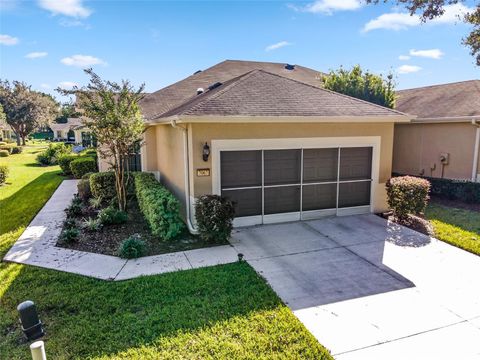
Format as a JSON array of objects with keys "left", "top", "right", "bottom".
[
  {"left": 264, "top": 149, "right": 301, "bottom": 186},
  {"left": 264, "top": 186, "right": 300, "bottom": 214},
  {"left": 221, "top": 150, "right": 262, "bottom": 188},
  {"left": 222, "top": 188, "right": 262, "bottom": 217},
  {"left": 340, "top": 147, "right": 372, "bottom": 181},
  {"left": 338, "top": 181, "right": 371, "bottom": 208},
  {"left": 303, "top": 148, "right": 338, "bottom": 183},
  {"left": 302, "top": 183, "right": 337, "bottom": 211}
]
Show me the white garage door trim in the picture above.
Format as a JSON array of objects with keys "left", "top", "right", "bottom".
[{"left": 211, "top": 136, "right": 381, "bottom": 227}]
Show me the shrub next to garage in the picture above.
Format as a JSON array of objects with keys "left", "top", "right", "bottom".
[
  {"left": 386, "top": 176, "right": 430, "bottom": 219},
  {"left": 70, "top": 157, "right": 98, "bottom": 179},
  {"left": 195, "top": 195, "right": 235, "bottom": 243},
  {"left": 134, "top": 172, "right": 184, "bottom": 241}
]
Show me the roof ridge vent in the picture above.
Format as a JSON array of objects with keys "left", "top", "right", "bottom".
[
  {"left": 193, "top": 70, "right": 202, "bottom": 75},
  {"left": 285, "top": 64, "right": 295, "bottom": 71},
  {"left": 208, "top": 82, "right": 222, "bottom": 91}
]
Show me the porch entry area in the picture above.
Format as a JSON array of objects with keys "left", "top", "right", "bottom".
[{"left": 216, "top": 139, "right": 375, "bottom": 227}]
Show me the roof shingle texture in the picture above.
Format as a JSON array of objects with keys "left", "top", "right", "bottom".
[
  {"left": 396, "top": 80, "right": 480, "bottom": 118},
  {"left": 140, "top": 60, "right": 324, "bottom": 120},
  {"left": 158, "top": 70, "right": 404, "bottom": 118}
]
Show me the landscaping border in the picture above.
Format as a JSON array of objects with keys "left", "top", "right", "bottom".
[{"left": 2, "top": 180, "right": 239, "bottom": 280}]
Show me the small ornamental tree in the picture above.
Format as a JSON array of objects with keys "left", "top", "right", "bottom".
[
  {"left": 0, "top": 80, "right": 59, "bottom": 145},
  {"left": 58, "top": 69, "right": 145, "bottom": 211},
  {"left": 322, "top": 65, "right": 396, "bottom": 108}
]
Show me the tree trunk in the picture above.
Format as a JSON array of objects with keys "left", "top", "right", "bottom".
[{"left": 21, "top": 134, "right": 26, "bottom": 146}]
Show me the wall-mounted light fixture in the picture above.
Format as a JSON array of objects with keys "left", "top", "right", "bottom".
[{"left": 202, "top": 142, "right": 210, "bottom": 162}]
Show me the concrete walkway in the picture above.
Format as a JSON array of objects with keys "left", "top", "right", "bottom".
[
  {"left": 3, "top": 180, "right": 238, "bottom": 280},
  {"left": 230, "top": 216, "right": 480, "bottom": 360}
]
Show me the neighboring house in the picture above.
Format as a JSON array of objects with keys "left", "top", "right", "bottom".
[
  {"left": 98, "top": 60, "right": 410, "bottom": 229},
  {"left": 0, "top": 122, "right": 14, "bottom": 141},
  {"left": 49, "top": 117, "right": 95, "bottom": 147},
  {"left": 394, "top": 80, "right": 480, "bottom": 182}
]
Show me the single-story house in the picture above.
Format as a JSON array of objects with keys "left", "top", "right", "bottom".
[
  {"left": 0, "top": 122, "right": 14, "bottom": 141},
  {"left": 394, "top": 80, "right": 480, "bottom": 182},
  {"left": 50, "top": 117, "right": 95, "bottom": 146},
  {"left": 100, "top": 60, "right": 411, "bottom": 229}
]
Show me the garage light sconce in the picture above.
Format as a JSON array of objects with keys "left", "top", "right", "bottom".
[{"left": 202, "top": 142, "right": 210, "bottom": 162}]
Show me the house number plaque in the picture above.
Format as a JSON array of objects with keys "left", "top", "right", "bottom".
[{"left": 196, "top": 168, "right": 210, "bottom": 177}]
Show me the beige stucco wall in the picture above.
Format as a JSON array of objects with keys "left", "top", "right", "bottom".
[
  {"left": 393, "top": 123, "right": 477, "bottom": 180},
  {"left": 152, "top": 124, "right": 187, "bottom": 218},
  {"left": 187, "top": 122, "right": 395, "bottom": 213}
]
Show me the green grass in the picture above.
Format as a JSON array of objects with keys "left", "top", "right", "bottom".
[
  {"left": 0, "top": 144, "right": 332, "bottom": 359},
  {"left": 426, "top": 203, "right": 480, "bottom": 255}
]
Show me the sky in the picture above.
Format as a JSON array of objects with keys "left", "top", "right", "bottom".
[{"left": 0, "top": 0, "right": 479, "bottom": 102}]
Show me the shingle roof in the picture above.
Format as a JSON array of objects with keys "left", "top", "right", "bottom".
[
  {"left": 140, "top": 60, "right": 324, "bottom": 120},
  {"left": 396, "top": 80, "right": 480, "bottom": 119},
  {"left": 50, "top": 117, "right": 84, "bottom": 131},
  {"left": 157, "top": 70, "right": 405, "bottom": 119}
]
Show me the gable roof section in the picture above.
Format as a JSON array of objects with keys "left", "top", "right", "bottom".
[
  {"left": 153, "top": 69, "right": 406, "bottom": 121},
  {"left": 140, "top": 60, "right": 324, "bottom": 120},
  {"left": 396, "top": 80, "right": 480, "bottom": 119}
]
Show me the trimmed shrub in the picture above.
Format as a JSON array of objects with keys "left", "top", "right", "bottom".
[
  {"left": 70, "top": 157, "right": 97, "bottom": 179},
  {"left": 90, "top": 172, "right": 116, "bottom": 202},
  {"left": 0, "top": 165, "right": 9, "bottom": 185},
  {"left": 58, "top": 154, "right": 78, "bottom": 175},
  {"left": 134, "top": 172, "right": 185, "bottom": 241},
  {"left": 36, "top": 143, "right": 71, "bottom": 165},
  {"left": 98, "top": 206, "right": 128, "bottom": 225},
  {"left": 195, "top": 195, "right": 235, "bottom": 243},
  {"left": 118, "top": 234, "right": 146, "bottom": 259},
  {"left": 77, "top": 178, "right": 92, "bottom": 202},
  {"left": 0, "top": 150, "right": 9, "bottom": 157},
  {"left": 10, "top": 146, "right": 22, "bottom": 154},
  {"left": 82, "top": 172, "right": 95, "bottom": 180},
  {"left": 61, "top": 227, "right": 79, "bottom": 243},
  {"left": 0, "top": 145, "right": 14, "bottom": 154},
  {"left": 386, "top": 176, "right": 430, "bottom": 220},
  {"left": 0, "top": 141, "right": 5, "bottom": 146}
]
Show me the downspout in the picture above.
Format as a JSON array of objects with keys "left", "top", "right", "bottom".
[
  {"left": 472, "top": 119, "right": 480, "bottom": 182},
  {"left": 170, "top": 119, "right": 198, "bottom": 234}
]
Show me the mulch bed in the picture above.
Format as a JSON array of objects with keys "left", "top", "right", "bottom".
[
  {"left": 378, "top": 211, "right": 434, "bottom": 236},
  {"left": 57, "top": 200, "right": 225, "bottom": 257}
]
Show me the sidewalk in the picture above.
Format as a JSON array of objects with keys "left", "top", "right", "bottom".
[{"left": 3, "top": 180, "right": 238, "bottom": 280}]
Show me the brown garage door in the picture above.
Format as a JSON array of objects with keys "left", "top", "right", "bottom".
[{"left": 220, "top": 147, "right": 372, "bottom": 223}]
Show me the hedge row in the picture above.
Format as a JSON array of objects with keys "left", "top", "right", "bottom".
[
  {"left": 393, "top": 173, "right": 480, "bottom": 204},
  {"left": 134, "top": 172, "right": 184, "bottom": 241}
]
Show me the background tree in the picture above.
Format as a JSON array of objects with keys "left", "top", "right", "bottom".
[
  {"left": 367, "top": 0, "right": 480, "bottom": 66},
  {"left": 322, "top": 65, "right": 396, "bottom": 108},
  {"left": 58, "top": 69, "right": 145, "bottom": 212},
  {"left": 55, "top": 102, "right": 82, "bottom": 124},
  {"left": 0, "top": 80, "right": 59, "bottom": 145},
  {"left": 0, "top": 104, "right": 6, "bottom": 124}
]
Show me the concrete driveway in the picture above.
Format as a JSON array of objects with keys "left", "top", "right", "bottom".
[{"left": 229, "top": 214, "right": 480, "bottom": 359}]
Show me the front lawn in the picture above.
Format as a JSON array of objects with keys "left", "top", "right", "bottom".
[
  {"left": 426, "top": 202, "right": 480, "bottom": 255},
  {"left": 0, "top": 144, "right": 332, "bottom": 359}
]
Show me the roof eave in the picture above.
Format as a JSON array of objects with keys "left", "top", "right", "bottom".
[
  {"left": 402, "top": 115, "right": 480, "bottom": 124},
  {"left": 145, "top": 114, "right": 412, "bottom": 125}
]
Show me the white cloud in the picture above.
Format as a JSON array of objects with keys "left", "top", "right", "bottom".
[
  {"left": 410, "top": 48, "right": 444, "bottom": 59},
  {"left": 398, "top": 55, "right": 411, "bottom": 61},
  {"left": 265, "top": 41, "right": 292, "bottom": 51},
  {"left": 290, "top": 0, "right": 362, "bottom": 14},
  {"left": 363, "top": 3, "right": 474, "bottom": 32},
  {"left": 59, "top": 18, "right": 90, "bottom": 28},
  {"left": 38, "top": 0, "right": 91, "bottom": 18},
  {"left": 61, "top": 54, "right": 106, "bottom": 67},
  {"left": 25, "top": 51, "right": 48, "bottom": 59},
  {"left": 397, "top": 65, "right": 422, "bottom": 74},
  {"left": 58, "top": 81, "right": 78, "bottom": 89},
  {"left": 0, "top": 34, "right": 19, "bottom": 45},
  {"left": 40, "top": 83, "right": 51, "bottom": 89}
]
